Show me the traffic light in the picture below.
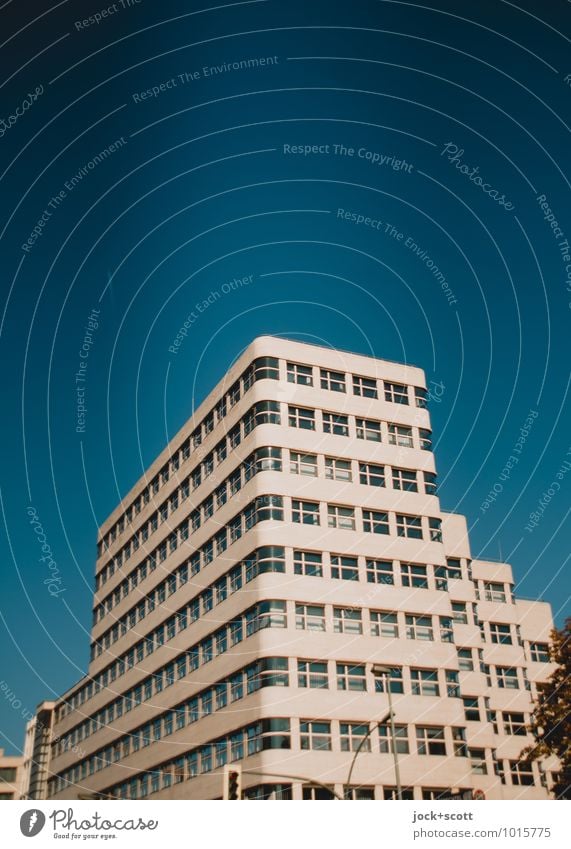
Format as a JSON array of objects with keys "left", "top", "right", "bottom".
[{"left": 223, "top": 765, "right": 242, "bottom": 800}]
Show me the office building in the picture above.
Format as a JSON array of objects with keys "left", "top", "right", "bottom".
[{"left": 32, "top": 337, "right": 557, "bottom": 800}]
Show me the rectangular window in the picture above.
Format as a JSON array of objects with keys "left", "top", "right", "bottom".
[
  {"left": 250, "top": 401, "right": 281, "bottom": 436},
  {"left": 424, "top": 472, "right": 438, "bottom": 495},
  {"left": 215, "top": 630, "right": 228, "bottom": 656},
  {"left": 384, "top": 787, "right": 414, "bottom": 800},
  {"left": 228, "top": 516, "right": 242, "bottom": 544},
  {"left": 288, "top": 405, "right": 316, "bottom": 430},
  {"left": 302, "top": 785, "right": 336, "bottom": 800},
  {"left": 411, "top": 668, "right": 440, "bottom": 697},
  {"left": 352, "top": 375, "right": 378, "bottom": 398},
  {"left": 229, "top": 381, "right": 240, "bottom": 407},
  {"left": 230, "top": 673, "right": 243, "bottom": 703},
  {"left": 370, "top": 610, "right": 399, "bottom": 638},
  {"left": 216, "top": 439, "right": 227, "bottom": 464},
  {"left": 287, "top": 361, "right": 313, "bottom": 385},
  {"left": 228, "top": 424, "right": 241, "bottom": 449},
  {"left": 300, "top": 720, "right": 332, "bottom": 751},
  {"left": 416, "top": 726, "right": 446, "bottom": 756},
  {"left": 490, "top": 623, "right": 512, "bottom": 645},
  {"left": 428, "top": 516, "right": 442, "bottom": 542},
  {"left": 257, "top": 600, "right": 287, "bottom": 630},
  {"left": 444, "top": 558, "right": 462, "bottom": 579},
  {"left": 340, "top": 723, "right": 371, "bottom": 752},
  {"left": 228, "top": 470, "right": 244, "bottom": 500},
  {"left": 331, "top": 555, "right": 359, "bottom": 581},
  {"left": 320, "top": 369, "right": 346, "bottom": 393},
  {"left": 503, "top": 712, "right": 527, "bottom": 736},
  {"left": 372, "top": 665, "right": 403, "bottom": 694},
  {"left": 296, "top": 603, "right": 326, "bottom": 632},
  {"left": 356, "top": 418, "right": 382, "bottom": 442},
  {"left": 510, "top": 761, "right": 534, "bottom": 786},
  {"left": 496, "top": 666, "right": 519, "bottom": 690},
  {"left": 336, "top": 662, "right": 366, "bottom": 691},
  {"left": 445, "top": 669, "right": 460, "bottom": 697},
  {"left": 457, "top": 648, "right": 474, "bottom": 671},
  {"left": 414, "top": 386, "right": 428, "bottom": 408},
  {"left": 392, "top": 468, "right": 418, "bottom": 492},
  {"left": 363, "top": 510, "right": 389, "bottom": 535},
  {"left": 298, "top": 660, "right": 328, "bottom": 689},
  {"left": 253, "top": 356, "right": 279, "bottom": 381},
  {"left": 191, "top": 467, "right": 202, "bottom": 490},
  {"left": 439, "top": 616, "right": 454, "bottom": 643},
  {"left": 412, "top": 426, "right": 431, "bottom": 453},
  {"left": 400, "top": 563, "right": 428, "bottom": 588},
  {"left": 469, "top": 749, "right": 487, "bottom": 775},
  {"left": 323, "top": 412, "right": 349, "bottom": 436},
  {"left": 325, "top": 457, "right": 352, "bottom": 481},
  {"left": 246, "top": 446, "right": 282, "bottom": 477},
  {"left": 359, "top": 463, "right": 385, "bottom": 487},
  {"left": 290, "top": 451, "right": 318, "bottom": 476},
  {"left": 530, "top": 642, "right": 549, "bottom": 662},
  {"left": 483, "top": 581, "right": 506, "bottom": 603},
  {"left": 451, "top": 602, "right": 468, "bottom": 624},
  {"left": 344, "top": 787, "right": 375, "bottom": 800},
  {"left": 259, "top": 657, "right": 289, "bottom": 688},
  {"left": 230, "top": 620, "right": 243, "bottom": 646},
  {"left": 294, "top": 550, "right": 323, "bottom": 577},
  {"left": 463, "top": 697, "right": 481, "bottom": 721},
  {"left": 396, "top": 514, "right": 423, "bottom": 539},
  {"left": 333, "top": 607, "right": 362, "bottom": 634},
  {"left": 379, "top": 724, "right": 409, "bottom": 754},
  {"left": 388, "top": 423, "right": 413, "bottom": 448},
  {"left": 366, "top": 559, "right": 393, "bottom": 584},
  {"left": 292, "top": 499, "right": 320, "bottom": 525},
  {"left": 384, "top": 381, "right": 409, "bottom": 404},
  {"left": 230, "top": 732, "right": 244, "bottom": 761},
  {"left": 406, "top": 614, "right": 434, "bottom": 641},
  {"left": 328, "top": 504, "right": 356, "bottom": 530}
]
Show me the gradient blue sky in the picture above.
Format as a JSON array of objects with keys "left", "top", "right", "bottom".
[{"left": 0, "top": 0, "right": 569, "bottom": 755}]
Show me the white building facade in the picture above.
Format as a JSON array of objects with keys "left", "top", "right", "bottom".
[{"left": 42, "top": 337, "right": 557, "bottom": 800}]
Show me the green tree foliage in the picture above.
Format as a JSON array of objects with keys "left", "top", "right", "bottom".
[{"left": 522, "top": 618, "right": 571, "bottom": 799}]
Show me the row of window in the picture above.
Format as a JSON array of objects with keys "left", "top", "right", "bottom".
[
  {"left": 97, "top": 401, "right": 283, "bottom": 587},
  {"left": 82, "top": 599, "right": 528, "bottom": 746},
  {"left": 99, "top": 354, "right": 431, "bottom": 563},
  {"left": 289, "top": 500, "right": 443, "bottom": 540},
  {"left": 96, "top": 428, "right": 441, "bottom": 590},
  {"left": 96, "top": 481, "right": 444, "bottom": 630},
  {"left": 241, "top": 785, "right": 473, "bottom": 801},
  {"left": 53, "top": 713, "right": 538, "bottom": 799},
  {"left": 99, "top": 357, "right": 281, "bottom": 555},
  {"left": 286, "top": 360, "right": 427, "bottom": 409},
  {"left": 68, "top": 601, "right": 536, "bottom": 730},
  {"left": 56, "top": 653, "right": 473, "bottom": 757},
  {"left": 287, "top": 448, "right": 436, "bottom": 493},
  {"left": 460, "top": 700, "right": 530, "bottom": 737},
  {"left": 68, "top": 552, "right": 465, "bottom": 721},
  {"left": 94, "top": 444, "right": 440, "bottom": 623},
  {"left": 56, "top": 655, "right": 290, "bottom": 759},
  {"left": 286, "top": 405, "right": 431, "bottom": 451},
  {"left": 93, "top": 549, "right": 469, "bottom": 653},
  {"left": 98, "top": 399, "right": 434, "bottom": 593},
  {"left": 481, "top": 625, "right": 549, "bottom": 658}
]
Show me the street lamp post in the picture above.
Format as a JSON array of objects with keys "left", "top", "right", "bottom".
[{"left": 373, "top": 664, "right": 403, "bottom": 800}]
